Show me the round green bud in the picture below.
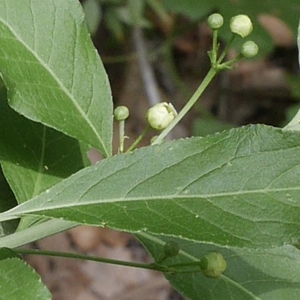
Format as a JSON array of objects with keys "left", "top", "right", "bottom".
[
  {"left": 114, "top": 106, "right": 129, "bottom": 121},
  {"left": 230, "top": 14, "right": 253, "bottom": 38},
  {"left": 241, "top": 40, "right": 258, "bottom": 58},
  {"left": 163, "top": 241, "right": 180, "bottom": 258},
  {"left": 146, "top": 102, "right": 177, "bottom": 131},
  {"left": 207, "top": 13, "right": 224, "bottom": 30},
  {"left": 200, "top": 252, "right": 227, "bottom": 278}
]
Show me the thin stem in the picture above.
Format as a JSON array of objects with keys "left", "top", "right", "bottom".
[
  {"left": 211, "top": 29, "right": 219, "bottom": 64},
  {"left": 16, "top": 248, "right": 204, "bottom": 274},
  {"left": 16, "top": 248, "right": 165, "bottom": 272},
  {"left": 218, "top": 53, "right": 242, "bottom": 69},
  {"left": 152, "top": 67, "right": 218, "bottom": 145},
  {"left": 167, "top": 268, "right": 203, "bottom": 274},
  {"left": 118, "top": 120, "right": 125, "bottom": 153},
  {"left": 126, "top": 125, "right": 151, "bottom": 152},
  {"left": 167, "top": 260, "right": 201, "bottom": 269},
  {"left": 217, "top": 34, "right": 235, "bottom": 65},
  {"left": 150, "top": 33, "right": 243, "bottom": 145}
]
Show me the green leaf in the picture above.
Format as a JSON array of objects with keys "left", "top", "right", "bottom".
[
  {"left": 0, "top": 247, "right": 19, "bottom": 260},
  {"left": 0, "top": 86, "right": 84, "bottom": 230},
  {"left": 0, "top": 164, "right": 17, "bottom": 216},
  {"left": 0, "top": 219, "right": 76, "bottom": 249},
  {"left": 0, "top": 0, "right": 113, "bottom": 157},
  {"left": 0, "top": 88, "right": 84, "bottom": 204},
  {"left": 0, "top": 248, "right": 51, "bottom": 300},
  {"left": 162, "top": 0, "right": 213, "bottom": 20},
  {"left": 0, "top": 168, "right": 18, "bottom": 237},
  {"left": 138, "top": 233, "right": 300, "bottom": 300},
  {"left": 0, "top": 125, "right": 300, "bottom": 249},
  {"left": 0, "top": 87, "right": 19, "bottom": 236}
]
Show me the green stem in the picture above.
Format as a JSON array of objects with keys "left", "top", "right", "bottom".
[
  {"left": 218, "top": 53, "right": 242, "bottom": 70},
  {"left": 211, "top": 29, "right": 219, "bottom": 64},
  {"left": 16, "top": 248, "right": 206, "bottom": 274},
  {"left": 16, "top": 248, "right": 166, "bottom": 272},
  {"left": 118, "top": 120, "right": 125, "bottom": 153},
  {"left": 152, "top": 67, "right": 218, "bottom": 145},
  {"left": 217, "top": 34, "right": 235, "bottom": 65},
  {"left": 167, "top": 260, "right": 201, "bottom": 269},
  {"left": 150, "top": 34, "right": 243, "bottom": 145},
  {"left": 126, "top": 125, "right": 151, "bottom": 152}
]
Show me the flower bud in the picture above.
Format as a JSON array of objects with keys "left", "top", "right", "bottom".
[
  {"left": 114, "top": 106, "right": 129, "bottom": 121},
  {"left": 230, "top": 14, "right": 253, "bottom": 38},
  {"left": 200, "top": 252, "right": 227, "bottom": 278},
  {"left": 241, "top": 41, "right": 258, "bottom": 58},
  {"left": 146, "top": 102, "right": 177, "bottom": 131},
  {"left": 207, "top": 13, "right": 224, "bottom": 30},
  {"left": 163, "top": 241, "right": 180, "bottom": 258}
]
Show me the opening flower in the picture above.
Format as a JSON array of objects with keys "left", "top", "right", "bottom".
[
  {"left": 230, "top": 14, "right": 253, "bottom": 38},
  {"left": 146, "top": 102, "right": 177, "bottom": 131}
]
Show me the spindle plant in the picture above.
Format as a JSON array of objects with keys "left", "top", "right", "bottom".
[{"left": 0, "top": 1, "right": 300, "bottom": 299}]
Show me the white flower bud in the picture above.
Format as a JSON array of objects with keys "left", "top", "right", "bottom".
[
  {"left": 114, "top": 105, "right": 129, "bottom": 121},
  {"left": 146, "top": 102, "right": 177, "bottom": 131},
  {"left": 230, "top": 14, "right": 253, "bottom": 38},
  {"left": 207, "top": 13, "right": 224, "bottom": 30},
  {"left": 241, "top": 41, "right": 258, "bottom": 58}
]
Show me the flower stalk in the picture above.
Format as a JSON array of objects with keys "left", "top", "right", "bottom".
[
  {"left": 16, "top": 248, "right": 208, "bottom": 274},
  {"left": 123, "top": 14, "right": 257, "bottom": 152},
  {"left": 126, "top": 125, "right": 151, "bottom": 152},
  {"left": 152, "top": 13, "right": 257, "bottom": 145},
  {"left": 152, "top": 67, "right": 218, "bottom": 145},
  {"left": 114, "top": 106, "right": 130, "bottom": 153}
]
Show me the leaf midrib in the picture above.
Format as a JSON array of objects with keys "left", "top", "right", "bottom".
[
  {"left": 0, "top": 16, "right": 109, "bottom": 157},
  {"left": 5, "top": 185, "right": 300, "bottom": 216}
]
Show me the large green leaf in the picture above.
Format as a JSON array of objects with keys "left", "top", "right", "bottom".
[
  {"left": 0, "top": 86, "right": 83, "bottom": 230},
  {"left": 0, "top": 0, "right": 113, "bottom": 157},
  {"left": 0, "top": 125, "right": 300, "bottom": 249},
  {"left": 0, "top": 248, "right": 51, "bottom": 300},
  {"left": 0, "top": 88, "right": 84, "bottom": 204},
  {"left": 138, "top": 233, "right": 300, "bottom": 300}
]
